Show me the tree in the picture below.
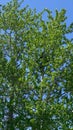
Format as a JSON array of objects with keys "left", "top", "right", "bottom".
[{"left": 0, "top": 0, "right": 73, "bottom": 129}]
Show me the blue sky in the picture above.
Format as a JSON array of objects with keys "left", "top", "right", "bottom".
[
  {"left": 1, "top": 0, "right": 73, "bottom": 38},
  {"left": 1, "top": 0, "right": 73, "bottom": 23}
]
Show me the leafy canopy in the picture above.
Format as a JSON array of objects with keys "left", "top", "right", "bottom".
[{"left": 0, "top": 0, "right": 73, "bottom": 130}]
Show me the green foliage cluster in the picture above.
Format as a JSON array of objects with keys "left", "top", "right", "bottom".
[{"left": 0, "top": 0, "right": 73, "bottom": 129}]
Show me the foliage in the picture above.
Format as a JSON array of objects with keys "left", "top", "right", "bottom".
[{"left": 0, "top": 0, "right": 73, "bottom": 129}]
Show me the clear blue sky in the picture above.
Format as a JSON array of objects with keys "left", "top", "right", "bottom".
[
  {"left": 1, "top": 0, "right": 73, "bottom": 38},
  {"left": 1, "top": 0, "right": 73, "bottom": 23}
]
